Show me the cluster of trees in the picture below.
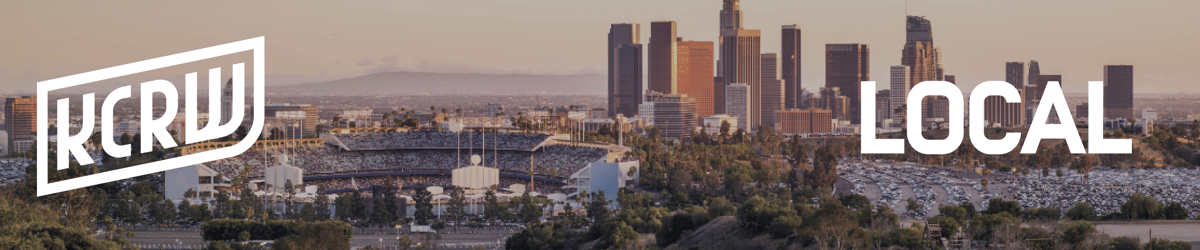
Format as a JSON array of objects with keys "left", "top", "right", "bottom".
[{"left": 199, "top": 219, "right": 353, "bottom": 249}]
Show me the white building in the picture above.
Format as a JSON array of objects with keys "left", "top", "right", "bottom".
[
  {"left": 701, "top": 114, "right": 738, "bottom": 135},
  {"left": 725, "top": 83, "right": 751, "bottom": 131},
  {"left": 263, "top": 155, "right": 304, "bottom": 193},
  {"left": 1142, "top": 108, "right": 1158, "bottom": 121},
  {"left": 638, "top": 103, "right": 655, "bottom": 126},
  {"left": 165, "top": 165, "right": 229, "bottom": 200}
]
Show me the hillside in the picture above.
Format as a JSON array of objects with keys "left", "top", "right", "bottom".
[
  {"left": 272, "top": 71, "right": 605, "bottom": 95},
  {"left": 665, "top": 216, "right": 790, "bottom": 250}
]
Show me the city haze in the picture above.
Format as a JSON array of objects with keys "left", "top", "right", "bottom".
[{"left": 1, "top": 0, "right": 1197, "bottom": 94}]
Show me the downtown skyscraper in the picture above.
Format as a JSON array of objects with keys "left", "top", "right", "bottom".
[
  {"left": 649, "top": 21, "right": 678, "bottom": 94},
  {"left": 825, "top": 43, "right": 869, "bottom": 124},
  {"left": 1104, "top": 65, "right": 1134, "bottom": 119},
  {"left": 761, "top": 53, "right": 784, "bottom": 129},
  {"left": 678, "top": 40, "right": 716, "bottom": 118},
  {"left": 1006, "top": 62, "right": 1025, "bottom": 88},
  {"left": 720, "top": 29, "right": 762, "bottom": 128},
  {"left": 901, "top": 16, "right": 948, "bottom": 123},
  {"left": 608, "top": 23, "right": 643, "bottom": 118},
  {"left": 781, "top": 25, "right": 802, "bottom": 109}
]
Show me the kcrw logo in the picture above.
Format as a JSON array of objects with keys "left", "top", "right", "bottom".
[{"left": 36, "top": 37, "right": 266, "bottom": 196}]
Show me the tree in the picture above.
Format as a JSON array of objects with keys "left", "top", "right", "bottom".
[
  {"left": 446, "top": 188, "right": 467, "bottom": 232},
  {"left": 313, "top": 186, "right": 331, "bottom": 220},
  {"left": 719, "top": 120, "right": 731, "bottom": 138},
  {"left": 483, "top": 187, "right": 502, "bottom": 224},
  {"left": 587, "top": 191, "right": 611, "bottom": 223},
  {"left": 708, "top": 197, "right": 737, "bottom": 217},
  {"left": 906, "top": 198, "right": 922, "bottom": 215},
  {"left": 983, "top": 198, "right": 1021, "bottom": 217},
  {"left": 807, "top": 145, "right": 839, "bottom": 189},
  {"left": 1061, "top": 220, "right": 1096, "bottom": 247},
  {"left": 412, "top": 188, "right": 434, "bottom": 225},
  {"left": 1145, "top": 237, "right": 1192, "bottom": 250},
  {"left": 1119, "top": 193, "right": 1163, "bottom": 220},
  {"left": 517, "top": 191, "right": 543, "bottom": 224},
  {"left": 1163, "top": 202, "right": 1188, "bottom": 220},
  {"left": 284, "top": 179, "right": 296, "bottom": 218},
  {"left": 1065, "top": 202, "right": 1098, "bottom": 221},
  {"left": 370, "top": 195, "right": 395, "bottom": 231},
  {"left": 505, "top": 223, "right": 568, "bottom": 250}
]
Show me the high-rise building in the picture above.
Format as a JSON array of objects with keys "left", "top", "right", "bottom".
[
  {"left": 222, "top": 79, "right": 235, "bottom": 125},
  {"left": 5, "top": 96, "right": 35, "bottom": 155},
  {"left": 678, "top": 40, "right": 715, "bottom": 117},
  {"left": 816, "top": 87, "right": 851, "bottom": 122},
  {"left": 781, "top": 24, "right": 802, "bottom": 109},
  {"left": 647, "top": 94, "right": 698, "bottom": 140},
  {"left": 725, "top": 83, "right": 751, "bottom": 131},
  {"left": 608, "top": 23, "right": 643, "bottom": 118},
  {"left": 1027, "top": 60, "right": 1040, "bottom": 93},
  {"left": 649, "top": 21, "right": 678, "bottom": 94},
  {"left": 1035, "top": 75, "right": 1064, "bottom": 123},
  {"left": 264, "top": 104, "right": 319, "bottom": 135},
  {"left": 984, "top": 90, "right": 1026, "bottom": 127},
  {"left": 1036, "top": 75, "right": 1063, "bottom": 100},
  {"left": 1104, "top": 65, "right": 1134, "bottom": 119},
  {"left": 719, "top": 0, "right": 743, "bottom": 32},
  {"left": 825, "top": 43, "right": 868, "bottom": 124},
  {"left": 889, "top": 65, "right": 911, "bottom": 123},
  {"left": 1024, "top": 85, "right": 1040, "bottom": 123},
  {"left": 761, "top": 53, "right": 784, "bottom": 131},
  {"left": 720, "top": 29, "right": 762, "bottom": 126},
  {"left": 902, "top": 16, "right": 943, "bottom": 88},
  {"left": 1006, "top": 62, "right": 1025, "bottom": 88},
  {"left": 775, "top": 108, "right": 833, "bottom": 135},
  {"left": 944, "top": 75, "right": 956, "bottom": 84},
  {"left": 876, "top": 90, "right": 891, "bottom": 126}
]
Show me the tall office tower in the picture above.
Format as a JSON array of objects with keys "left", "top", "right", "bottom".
[
  {"left": 608, "top": 23, "right": 643, "bottom": 118},
  {"left": 1024, "top": 85, "right": 1040, "bottom": 123},
  {"left": 648, "top": 94, "right": 698, "bottom": 140},
  {"left": 889, "top": 65, "right": 911, "bottom": 123},
  {"left": 1005, "top": 62, "right": 1025, "bottom": 88},
  {"left": 825, "top": 43, "right": 869, "bottom": 124},
  {"left": 781, "top": 25, "right": 802, "bottom": 109},
  {"left": 944, "top": 75, "right": 955, "bottom": 84},
  {"left": 1036, "top": 75, "right": 1063, "bottom": 100},
  {"left": 1036, "top": 75, "right": 1064, "bottom": 123},
  {"left": 876, "top": 90, "right": 891, "bottom": 126},
  {"left": 760, "top": 53, "right": 784, "bottom": 130},
  {"left": 649, "top": 21, "right": 678, "bottom": 94},
  {"left": 5, "top": 96, "right": 35, "bottom": 155},
  {"left": 713, "top": 76, "right": 725, "bottom": 113},
  {"left": 1027, "top": 60, "right": 1040, "bottom": 93},
  {"left": 719, "top": 0, "right": 743, "bottom": 32},
  {"left": 221, "top": 78, "right": 234, "bottom": 125},
  {"left": 1104, "top": 65, "right": 1134, "bottom": 119},
  {"left": 678, "top": 41, "right": 716, "bottom": 117},
  {"left": 720, "top": 29, "right": 762, "bottom": 126},
  {"left": 817, "top": 87, "right": 850, "bottom": 122},
  {"left": 725, "top": 83, "right": 751, "bottom": 131},
  {"left": 984, "top": 90, "right": 1026, "bottom": 127},
  {"left": 902, "top": 16, "right": 943, "bottom": 87}
]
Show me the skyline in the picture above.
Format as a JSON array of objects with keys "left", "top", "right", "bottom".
[{"left": 1, "top": 0, "right": 1197, "bottom": 94}]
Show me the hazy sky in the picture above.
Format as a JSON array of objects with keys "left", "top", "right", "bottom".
[{"left": 2, "top": 0, "right": 1197, "bottom": 94}]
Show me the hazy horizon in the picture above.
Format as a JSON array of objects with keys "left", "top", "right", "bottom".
[{"left": 2, "top": 0, "right": 1197, "bottom": 94}]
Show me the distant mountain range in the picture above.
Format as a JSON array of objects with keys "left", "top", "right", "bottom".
[{"left": 273, "top": 71, "right": 606, "bottom": 96}]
